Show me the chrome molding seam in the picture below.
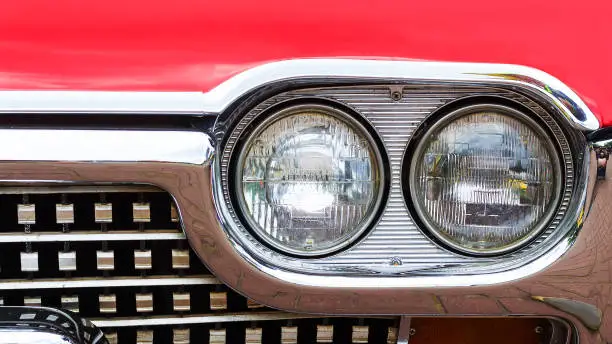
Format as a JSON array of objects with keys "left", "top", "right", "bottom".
[{"left": 0, "top": 59, "right": 599, "bottom": 131}]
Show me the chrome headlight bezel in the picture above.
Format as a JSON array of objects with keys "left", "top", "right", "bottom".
[
  {"left": 214, "top": 81, "right": 577, "bottom": 281},
  {"left": 229, "top": 102, "right": 388, "bottom": 257},
  {"left": 404, "top": 103, "right": 566, "bottom": 256}
]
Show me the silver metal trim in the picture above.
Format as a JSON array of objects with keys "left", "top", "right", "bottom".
[
  {"left": 206, "top": 59, "right": 599, "bottom": 131},
  {"left": 0, "top": 91, "right": 205, "bottom": 114},
  {"left": 0, "top": 230, "right": 184, "bottom": 243},
  {"left": 0, "top": 129, "right": 212, "bottom": 165},
  {"left": 0, "top": 185, "right": 162, "bottom": 195},
  {"left": 232, "top": 103, "right": 386, "bottom": 256},
  {"left": 407, "top": 104, "right": 565, "bottom": 255},
  {"left": 90, "top": 312, "right": 391, "bottom": 328},
  {"left": 0, "top": 275, "right": 219, "bottom": 290},
  {"left": 0, "top": 60, "right": 598, "bottom": 132}
]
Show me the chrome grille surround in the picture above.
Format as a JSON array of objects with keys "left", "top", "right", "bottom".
[{"left": 216, "top": 85, "right": 576, "bottom": 275}]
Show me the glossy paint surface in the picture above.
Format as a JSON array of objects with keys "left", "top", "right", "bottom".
[{"left": 0, "top": 1, "right": 610, "bottom": 125}]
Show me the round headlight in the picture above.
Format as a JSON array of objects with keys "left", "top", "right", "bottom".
[
  {"left": 235, "top": 104, "right": 385, "bottom": 256},
  {"left": 407, "top": 104, "right": 562, "bottom": 255}
]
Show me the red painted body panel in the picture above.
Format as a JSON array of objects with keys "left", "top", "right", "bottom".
[{"left": 0, "top": 1, "right": 610, "bottom": 125}]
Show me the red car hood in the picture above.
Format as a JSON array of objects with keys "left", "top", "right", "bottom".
[{"left": 1, "top": 0, "right": 610, "bottom": 125}]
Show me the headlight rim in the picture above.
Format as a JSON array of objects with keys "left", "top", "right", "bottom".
[
  {"left": 403, "top": 102, "right": 565, "bottom": 256},
  {"left": 230, "top": 101, "right": 389, "bottom": 257}
]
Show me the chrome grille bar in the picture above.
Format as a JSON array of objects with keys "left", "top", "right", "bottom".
[
  {"left": 0, "top": 185, "right": 163, "bottom": 195},
  {"left": 0, "top": 230, "right": 185, "bottom": 243},
  {"left": 92, "top": 312, "right": 333, "bottom": 327},
  {"left": 0, "top": 275, "right": 220, "bottom": 290}
]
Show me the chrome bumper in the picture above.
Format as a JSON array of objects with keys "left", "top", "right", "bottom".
[{"left": 0, "top": 307, "right": 107, "bottom": 344}]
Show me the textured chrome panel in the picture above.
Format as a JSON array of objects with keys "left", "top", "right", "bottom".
[
  {"left": 134, "top": 250, "right": 152, "bottom": 270},
  {"left": 94, "top": 203, "right": 113, "bottom": 223},
  {"left": 280, "top": 326, "right": 298, "bottom": 344},
  {"left": 352, "top": 325, "right": 369, "bottom": 343},
  {"left": 136, "top": 330, "right": 154, "bottom": 344},
  {"left": 173, "top": 329, "right": 189, "bottom": 344},
  {"left": 99, "top": 294, "right": 117, "bottom": 313},
  {"left": 210, "top": 291, "right": 228, "bottom": 310},
  {"left": 135, "top": 293, "right": 154, "bottom": 313},
  {"left": 17, "top": 204, "right": 36, "bottom": 225},
  {"left": 55, "top": 203, "right": 75, "bottom": 224},
  {"left": 23, "top": 296, "right": 42, "bottom": 307},
  {"left": 20, "top": 252, "right": 39, "bottom": 272},
  {"left": 218, "top": 85, "right": 575, "bottom": 275},
  {"left": 171, "top": 249, "right": 190, "bottom": 269},
  {"left": 58, "top": 251, "right": 77, "bottom": 271},
  {"left": 172, "top": 292, "right": 191, "bottom": 312},
  {"left": 209, "top": 329, "right": 226, "bottom": 344},
  {"left": 132, "top": 202, "right": 151, "bottom": 223},
  {"left": 96, "top": 250, "right": 115, "bottom": 271},
  {"left": 316, "top": 325, "right": 334, "bottom": 343},
  {"left": 245, "top": 327, "right": 263, "bottom": 344}
]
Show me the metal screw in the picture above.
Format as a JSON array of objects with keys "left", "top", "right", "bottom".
[
  {"left": 534, "top": 326, "right": 543, "bottom": 334},
  {"left": 409, "top": 328, "right": 416, "bottom": 336},
  {"left": 390, "top": 256, "right": 403, "bottom": 266},
  {"left": 390, "top": 91, "right": 402, "bottom": 101}
]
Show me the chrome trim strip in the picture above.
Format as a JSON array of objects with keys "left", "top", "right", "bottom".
[
  {"left": 0, "top": 275, "right": 219, "bottom": 290},
  {"left": 0, "top": 129, "right": 212, "bottom": 165},
  {"left": 0, "top": 185, "right": 162, "bottom": 194},
  {"left": 205, "top": 59, "right": 599, "bottom": 131},
  {"left": 0, "top": 59, "right": 598, "bottom": 131},
  {"left": 0, "top": 230, "right": 184, "bottom": 243},
  {"left": 91, "top": 312, "right": 362, "bottom": 327},
  {"left": 0, "top": 91, "right": 205, "bottom": 114}
]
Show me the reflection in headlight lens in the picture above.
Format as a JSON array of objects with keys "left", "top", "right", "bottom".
[
  {"left": 409, "top": 106, "right": 561, "bottom": 255},
  {"left": 237, "top": 105, "right": 382, "bottom": 256}
]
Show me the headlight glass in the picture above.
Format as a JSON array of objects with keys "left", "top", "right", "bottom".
[
  {"left": 237, "top": 104, "right": 383, "bottom": 256},
  {"left": 408, "top": 105, "right": 561, "bottom": 255}
]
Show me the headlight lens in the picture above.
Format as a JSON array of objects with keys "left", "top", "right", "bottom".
[
  {"left": 408, "top": 105, "right": 561, "bottom": 255},
  {"left": 236, "top": 104, "right": 384, "bottom": 256}
]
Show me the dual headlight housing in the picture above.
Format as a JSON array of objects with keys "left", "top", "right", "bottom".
[{"left": 229, "top": 101, "right": 564, "bottom": 257}]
